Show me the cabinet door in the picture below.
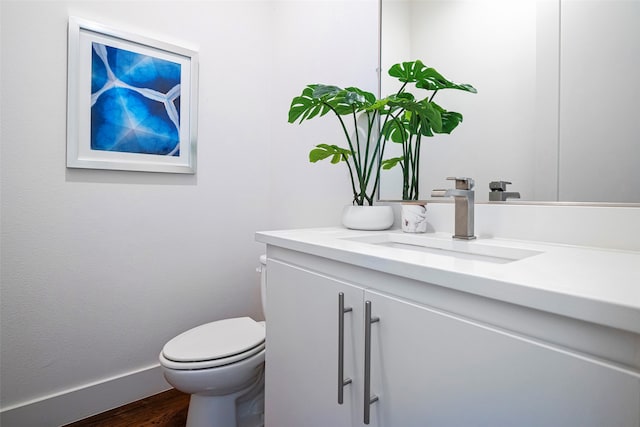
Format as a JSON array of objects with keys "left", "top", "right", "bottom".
[
  {"left": 366, "top": 290, "right": 640, "bottom": 427},
  {"left": 265, "top": 259, "right": 364, "bottom": 427}
]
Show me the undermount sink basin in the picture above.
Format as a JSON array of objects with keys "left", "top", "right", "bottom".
[{"left": 342, "top": 233, "right": 543, "bottom": 264}]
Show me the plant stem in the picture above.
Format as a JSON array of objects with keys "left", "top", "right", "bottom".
[
  {"left": 369, "top": 111, "right": 393, "bottom": 203},
  {"left": 412, "top": 134, "right": 421, "bottom": 200},
  {"left": 352, "top": 106, "right": 362, "bottom": 179},
  {"left": 387, "top": 110, "right": 411, "bottom": 199},
  {"left": 342, "top": 153, "right": 360, "bottom": 205},
  {"left": 362, "top": 111, "right": 376, "bottom": 186},
  {"left": 362, "top": 111, "right": 372, "bottom": 188},
  {"left": 324, "top": 102, "right": 364, "bottom": 204}
]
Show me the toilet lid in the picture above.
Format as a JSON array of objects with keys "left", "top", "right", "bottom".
[{"left": 162, "top": 317, "right": 265, "bottom": 363}]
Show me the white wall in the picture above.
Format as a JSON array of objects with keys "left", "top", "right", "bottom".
[
  {"left": 0, "top": 1, "right": 378, "bottom": 424},
  {"left": 267, "top": 0, "right": 379, "bottom": 228}
]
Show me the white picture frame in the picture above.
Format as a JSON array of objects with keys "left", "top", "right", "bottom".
[{"left": 67, "top": 17, "right": 198, "bottom": 174}]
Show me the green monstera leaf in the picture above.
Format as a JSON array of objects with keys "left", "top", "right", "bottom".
[
  {"left": 385, "top": 95, "right": 443, "bottom": 136},
  {"left": 288, "top": 86, "right": 331, "bottom": 124},
  {"left": 438, "top": 111, "right": 464, "bottom": 134},
  {"left": 309, "top": 144, "right": 352, "bottom": 164},
  {"left": 388, "top": 60, "right": 477, "bottom": 94},
  {"left": 381, "top": 116, "right": 409, "bottom": 144},
  {"left": 415, "top": 67, "right": 477, "bottom": 93},
  {"left": 388, "top": 60, "right": 432, "bottom": 83},
  {"left": 381, "top": 156, "right": 404, "bottom": 170},
  {"left": 288, "top": 84, "right": 376, "bottom": 124}
]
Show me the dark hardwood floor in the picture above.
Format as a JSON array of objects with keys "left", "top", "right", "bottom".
[{"left": 64, "top": 389, "right": 189, "bottom": 427}]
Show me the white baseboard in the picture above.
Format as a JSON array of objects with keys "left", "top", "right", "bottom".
[{"left": 0, "top": 363, "right": 171, "bottom": 427}]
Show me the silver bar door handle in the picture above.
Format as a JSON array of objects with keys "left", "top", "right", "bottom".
[
  {"left": 338, "top": 292, "right": 353, "bottom": 404},
  {"left": 364, "top": 300, "right": 379, "bottom": 424}
]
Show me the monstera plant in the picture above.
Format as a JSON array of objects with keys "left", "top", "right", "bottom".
[
  {"left": 287, "top": 60, "right": 476, "bottom": 210},
  {"left": 288, "top": 84, "right": 385, "bottom": 206},
  {"left": 380, "top": 60, "right": 477, "bottom": 200}
]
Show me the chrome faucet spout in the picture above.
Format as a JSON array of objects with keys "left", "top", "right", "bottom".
[
  {"left": 445, "top": 189, "right": 471, "bottom": 198},
  {"left": 431, "top": 177, "right": 476, "bottom": 240}
]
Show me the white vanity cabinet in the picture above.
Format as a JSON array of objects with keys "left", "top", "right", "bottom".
[
  {"left": 264, "top": 250, "right": 640, "bottom": 427},
  {"left": 265, "top": 258, "right": 365, "bottom": 427},
  {"left": 367, "top": 290, "right": 640, "bottom": 426}
]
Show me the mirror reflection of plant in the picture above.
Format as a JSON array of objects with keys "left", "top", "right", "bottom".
[
  {"left": 288, "top": 85, "right": 388, "bottom": 206},
  {"left": 381, "top": 60, "right": 477, "bottom": 200}
]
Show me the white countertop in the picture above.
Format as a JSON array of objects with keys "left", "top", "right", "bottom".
[{"left": 256, "top": 227, "right": 640, "bottom": 334}]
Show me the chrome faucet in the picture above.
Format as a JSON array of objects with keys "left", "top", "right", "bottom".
[
  {"left": 431, "top": 177, "right": 476, "bottom": 240},
  {"left": 489, "top": 181, "right": 521, "bottom": 201}
]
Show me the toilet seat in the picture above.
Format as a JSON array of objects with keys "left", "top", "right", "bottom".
[{"left": 161, "top": 317, "right": 265, "bottom": 370}]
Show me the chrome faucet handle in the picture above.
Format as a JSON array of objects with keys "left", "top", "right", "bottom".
[
  {"left": 447, "top": 177, "right": 475, "bottom": 190},
  {"left": 489, "top": 180, "right": 520, "bottom": 201},
  {"left": 489, "top": 181, "right": 512, "bottom": 192}
]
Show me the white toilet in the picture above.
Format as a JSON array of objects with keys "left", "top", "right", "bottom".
[{"left": 159, "top": 255, "right": 267, "bottom": 427}]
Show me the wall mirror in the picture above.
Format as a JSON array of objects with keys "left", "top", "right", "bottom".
[{"left": 378, "top": 0, "right": 640, "bottom": 204}]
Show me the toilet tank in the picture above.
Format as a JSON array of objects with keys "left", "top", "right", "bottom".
[{"left": 258, "top": 255, "right": 267, "bottom": 319}]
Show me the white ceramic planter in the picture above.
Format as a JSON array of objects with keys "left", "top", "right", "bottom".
[
  {"left": 401, "top": 203, "right": 427, "bottom": 233},
  {"left": 341, "top": 205, "right": 394, "bottom": 231}
]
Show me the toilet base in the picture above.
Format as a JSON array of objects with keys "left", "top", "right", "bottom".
[
  {"left": 185, "top": 369, "right": 264, "bottom": 427},
  {"left": 187, "top": 392, "right": 238, "bottom": 427}
]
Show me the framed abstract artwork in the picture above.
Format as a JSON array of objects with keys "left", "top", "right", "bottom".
[{"left": 67, "top": 17, "right": 198, "bottom": 173}]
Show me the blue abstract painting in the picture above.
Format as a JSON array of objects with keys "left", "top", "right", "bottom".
[{"left": 90, "top": 43, "right": 182, "bottom": 156}]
